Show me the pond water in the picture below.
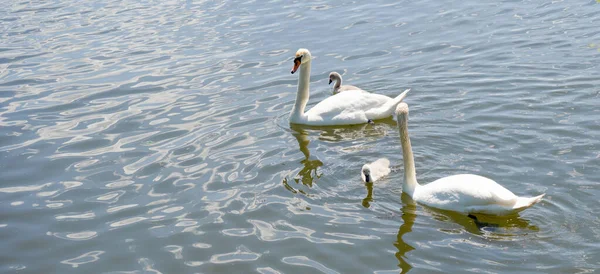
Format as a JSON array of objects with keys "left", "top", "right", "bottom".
[{"left": 1, "top": 0, "right": 599, "bottom": 273}]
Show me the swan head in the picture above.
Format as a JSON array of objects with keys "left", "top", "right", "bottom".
[
  {"left": 291, "top": 48, "right": 312, "bottom": 74},
  {"left": 328, "top": 72, "right": 341, "bottom": 85},
  {"left": 395, "top": 102, "right": 409, "bottom": 121},
  {"left": 361, "top": 164, "right": 372, "bottom": 183}
]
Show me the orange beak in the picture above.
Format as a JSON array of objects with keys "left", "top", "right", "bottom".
[{"left": 291, "top": 58, "right": 301, "bottom": 74}]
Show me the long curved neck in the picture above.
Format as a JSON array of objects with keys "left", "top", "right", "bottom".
[
  {"left": 334, "top": 76, "right": 341, "bottom": 90},
  {"left": 398, "top": 113, "right": 419, "bottom": 196},
  {"left": 290, "top": 61, "right": 311, "bottom": 121}
]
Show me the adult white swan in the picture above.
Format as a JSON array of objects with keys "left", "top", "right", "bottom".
[
  {"left": 395, "top": 102, "right": 545, "bottom": 215},
  {"left": 289, "top": 49, "right": 410, "bottom": 126}
]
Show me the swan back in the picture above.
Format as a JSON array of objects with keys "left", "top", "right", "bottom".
[
  {"left": 361, "top": 158, "right": 391, "bottom": 183},
  {"left": 413, "top": 173, "right": 543, "bottom": 215},
  {"left": 329, "top": 71, "right": 363, "bottom": 94}
]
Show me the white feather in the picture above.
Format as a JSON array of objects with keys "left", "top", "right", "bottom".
[
  {"left": 361, "top": 158, "right": 391, "bottom": 183},
  {"left": 395, "top": 103, "right": 545, "bottom": 215},
  {"left": 289, "top": 49, "right": 409, "bottom": 126},
  {"left": 329, "top": 71, "right": 367, "bottom": 95}
]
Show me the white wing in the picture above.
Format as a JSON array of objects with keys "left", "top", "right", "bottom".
[
  {"left": 304, "top": 90, "right": 392, "bottom": 125},
  {"left": 334, "top": 85, "right": 368, "bottom": 94},
  {"left": 369, "top": 158, "right": 391, "bottom": 182},
  {"left": 415, "top": 174, "right": 519, "bottom": 212}
]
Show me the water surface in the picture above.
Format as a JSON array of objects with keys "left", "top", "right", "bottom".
[{"left": 1, "top": 0, "right": 600, "bottom": 273}]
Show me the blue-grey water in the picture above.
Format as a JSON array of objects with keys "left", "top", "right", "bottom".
[{"left": 1, "top": 0, "right": 600, "bottom": 273}]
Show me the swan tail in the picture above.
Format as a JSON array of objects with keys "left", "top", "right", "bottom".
[
  {"left": 365, "top": 89, "right": 410, "bottom": 119},
  {"left": 385, "top": 89, "right": 410, "bottom": 114},
  {"left": 512, "top": 193, "right": 545, "bottom": 210}
]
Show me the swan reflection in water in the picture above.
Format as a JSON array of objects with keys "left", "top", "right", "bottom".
[
  {"left": 363, "top": 186, "right": 539, "bottom": 273},
  {"left": 362, "top": 182, "right": 374, "bottom": 208},
  {"left": 286, "top": 120, "right": 396, "bottom": 189},
  {"left": 395, "top": 193, "right": 418, "bottom": 274},
  {"left": 416, "top": 201, "right": 540, "bottom": 238},
  {"left": 284, "top": 124, "right": 323, "bottom": 189}
]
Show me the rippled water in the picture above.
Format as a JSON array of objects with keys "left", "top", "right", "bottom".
[{"left": 1, "top": 0, "right": 600, "bottom": 273}]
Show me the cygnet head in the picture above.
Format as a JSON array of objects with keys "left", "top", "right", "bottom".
[
  {"left": 328, "top": 72, "right": 341, "bottom": 85},
  {"left": 291, "top": 48, "right": 312, "bottom": 74},
  {"left": 361, "top": 164, "right": 372, "bottom": 183}
]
